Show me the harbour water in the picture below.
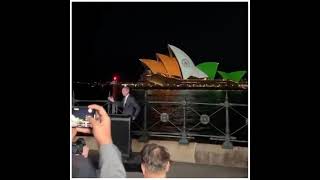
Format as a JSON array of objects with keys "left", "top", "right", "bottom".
[{"left": 73, "top": 84, "right": 248, "bottom": 146}]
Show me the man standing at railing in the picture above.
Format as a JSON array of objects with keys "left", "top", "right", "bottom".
[{"left": 108, "top": 86, "right": 141, "bottom": 121}]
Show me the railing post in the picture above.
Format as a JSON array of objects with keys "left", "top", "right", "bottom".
[
  {"left": 106, "top": 91, "right": 110, "bottom": 114},
  {"left": 72, "top": 90, "right": 75, "bottom": 106},
  {"left": 139, "top": 90, "right": 149, "bottom": 142},
  {"left": 222, "top": 91, "right": 233, "bottom": 149},
  {"left": 179, "top": 98, "right": 189, "bottom": 144},
  {"left": 111, "top": 103, "right": 117, "bottom": 114},
  {"left": 110, "top": 80, "right": 118, "bottom": 114},
  {"left": 106, "top": 102, "right": 110, "bottom": 114}
]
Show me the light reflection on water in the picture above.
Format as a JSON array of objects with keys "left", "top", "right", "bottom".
[{"left": 73, "top": 86, "right": 248, "bottom": 145}]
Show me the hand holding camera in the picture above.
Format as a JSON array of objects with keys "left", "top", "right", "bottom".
[
  {"left": 72, "top": 107, "right": 96, "bottom": 128},
  {"left": 72, "top": 104, "right": 112, "bottom": 146},
  {"left": 87, "top": 104, "right": 112, "bottom": 145}
]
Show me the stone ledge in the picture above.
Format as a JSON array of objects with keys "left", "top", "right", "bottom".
[{"left": 77, "top": 136, "right": 247, "bottom": 168}]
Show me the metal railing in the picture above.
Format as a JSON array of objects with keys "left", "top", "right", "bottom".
[{"left": 72, "top": 90, "right": 248, "bottom": 149}]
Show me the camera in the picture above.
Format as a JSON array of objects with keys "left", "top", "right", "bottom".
[
  {"left": 72, "top": 138, "right": 86, "bottom": 155},
  {"left": 72, "top": 106, "right": 96, "bottom": 127}
]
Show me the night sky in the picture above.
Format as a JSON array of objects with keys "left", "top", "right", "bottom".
[{"left": 72, "top": 2, "right": 248, "bottom": 82}]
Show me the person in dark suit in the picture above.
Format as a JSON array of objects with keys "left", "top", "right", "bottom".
[
  {"left": 108, "top": 86, "right": 141, "bottom": 120},
  {"left": 72, "top": 129, "right": 97, "bottom": 178}
]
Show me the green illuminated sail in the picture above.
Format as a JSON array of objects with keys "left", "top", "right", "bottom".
[
  {"left": 218, "top": 70, "right": 247, "bottom": 82},
  {"left": 196, "top": 62, "right": 219, "bottom": 80}
]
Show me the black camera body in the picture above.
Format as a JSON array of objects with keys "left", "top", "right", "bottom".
[{"left": 72, "top": 138, "right": 86, "bottom": 155}]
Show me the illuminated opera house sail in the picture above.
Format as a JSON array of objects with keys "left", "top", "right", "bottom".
[
  {"left": 140, "top": 44, "right": 208, "bottom": 80},
  {"left": 139, "top": 44, "right": 247, "bottom": 86}
]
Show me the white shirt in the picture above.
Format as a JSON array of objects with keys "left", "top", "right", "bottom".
[{"left": 123, "top": 94, "right": 129, "bottom": 107}]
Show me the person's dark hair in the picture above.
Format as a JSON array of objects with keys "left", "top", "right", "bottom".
[
  {"left": 140, "top": 143, "right": 170, "bottom": 173},
  {"left": 122, "top": 86, "right": 130, "bottom": 91}
]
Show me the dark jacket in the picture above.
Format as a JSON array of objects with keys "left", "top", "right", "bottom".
[
  {"left": 116, "top": 94, "right": 141, "bottom": 119},
  {"left": 72, "top": 154, "right": 97, "bottom": 178},
  {"left": 72, "top": 144, "right": 126, "bottom": 178}
]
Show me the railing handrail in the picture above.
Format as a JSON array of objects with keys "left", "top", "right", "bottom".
[{"left": 73, "top": 91, "right": 248, "bottom": 149}]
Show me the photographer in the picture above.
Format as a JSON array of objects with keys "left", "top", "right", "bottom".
[
  {"left": 72, "top": 104, "right": 126, "bottom": 178},
  {"left": 72, "top": 130, "right": 96, "bottom": 178}
]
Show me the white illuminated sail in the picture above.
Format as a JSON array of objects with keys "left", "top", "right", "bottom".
[{"left": 168, "top": 44, "right": 208, "bottom": 79}]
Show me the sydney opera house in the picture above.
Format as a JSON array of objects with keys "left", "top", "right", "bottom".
[{"left": 139, "top": 44, "right": 247, "bottom": 88}]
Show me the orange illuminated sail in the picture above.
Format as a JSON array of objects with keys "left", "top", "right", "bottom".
[
  {"left": 139, "top": 59, "right": 169, "bottom": 76},
  {"left": 156, "top": 53, "right": 182, "bottom": 78}
]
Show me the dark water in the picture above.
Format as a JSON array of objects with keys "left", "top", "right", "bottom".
[{"left": 73, "top": 85, "right": 248, "bottom": 146}]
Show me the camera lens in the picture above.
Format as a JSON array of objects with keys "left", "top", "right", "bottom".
[{"left": 76, "top": 138, "right": 86, "bottom": 146}]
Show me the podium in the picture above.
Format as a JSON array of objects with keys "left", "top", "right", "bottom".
[{"left": 110, "top": 114, "right": 132, "bottom": 158}]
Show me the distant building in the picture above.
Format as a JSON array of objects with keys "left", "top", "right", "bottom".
[
  {"left": 140, "top": 44, "right": 209, "bottom": 80},
  {"left": 139, "top": 44, "right": 247, "bottom": 86}
]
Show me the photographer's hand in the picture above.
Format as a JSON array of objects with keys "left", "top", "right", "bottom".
[
  {"left": 88, "top": 104, "right": 112, "bottom": 145},
  {"left": 87, "top": 105, "right": 126, "bottom": 178},
  {"left": 108, "top": 96, "right": 115, "bottom": 102},
  {"left": 75, "top": 127, "right": 92, "bottom": 134},
  {"left": 82, "top": 145, "right": 89, "bottom": 158},
  {"left": 72, "top": 128, "right": 77, "bottom": 142}
]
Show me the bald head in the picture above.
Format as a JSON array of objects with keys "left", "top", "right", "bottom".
[{"left": 140, "top": 143, "right": 171, "bottom": 177}]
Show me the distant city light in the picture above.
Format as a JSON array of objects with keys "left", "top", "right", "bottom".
[{"left": 112, "top": 74, "right": 120, "bottom": 81}]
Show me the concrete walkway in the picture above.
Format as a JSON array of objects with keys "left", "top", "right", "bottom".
[
  {"left": 81, "top": 136, "right": 248, "bottom": 168},
  {"left": 126, "top": 162, "right": 248, "bottom": 178},
  {"left": 88, "top": 150, "right": 248, "bottom": 178}
]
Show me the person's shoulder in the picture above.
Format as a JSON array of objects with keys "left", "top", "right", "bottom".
[{"left": 130, "top": 95, "right": 138, "bottom": 101}]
